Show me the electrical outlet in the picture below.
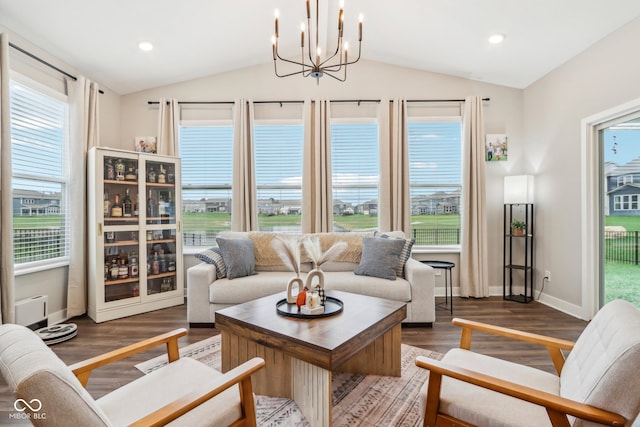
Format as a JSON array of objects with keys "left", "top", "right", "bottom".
[{"left": 545, "top": 270, "right": 551, "bottom": 281}]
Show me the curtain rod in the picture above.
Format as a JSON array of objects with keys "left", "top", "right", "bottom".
[
  {"left": 406, "top": 97, "right": 490, "bottom": 103},
  {"left": 147, "top": 101, "right": 234, "bottom": 105},
  {"left": 148, "top": 99, "right": 381, "bottom": 106},
  {"left": 9, "top": 42, "right": 105, "bottom": 94}
]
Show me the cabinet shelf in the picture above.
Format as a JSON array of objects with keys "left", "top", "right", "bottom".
[
  {"left": 105, "top": 179, "right": 138, "bottom": 186},
  {"left": 105, "top": 277, "right": 140, "bottom": 286},
  {"left": 146, "top": 182, "right": 175, "bottom": 187},
  {"left": 105, "top": 240, "right": 138, "bottom": 247}
]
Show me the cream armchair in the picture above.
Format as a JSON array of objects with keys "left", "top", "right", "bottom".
[
  {"left": 0, "top": 325, "right": 264, "bottom": 427},
  {"left": 416, "top": 299, "right": 640, "bottom": 427}
]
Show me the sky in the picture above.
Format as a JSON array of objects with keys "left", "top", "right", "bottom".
[{"left": 603, "top": 128, "right": 640, "bottom": 165}]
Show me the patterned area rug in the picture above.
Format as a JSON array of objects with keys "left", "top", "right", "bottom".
[{"left": 135, "top": 335, "right": 443, "bottom": 426}]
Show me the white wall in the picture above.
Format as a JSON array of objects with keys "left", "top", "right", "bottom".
[
  {"left": 117, "top": 59, "right": 524, "bottom": 298},
  {"left": 523, "top": 16, "right": 640, "bottom": 316}
]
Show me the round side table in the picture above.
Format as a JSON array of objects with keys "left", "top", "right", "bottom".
[{"left": 422, "top": 261, "right": 455, "bottom": 314}]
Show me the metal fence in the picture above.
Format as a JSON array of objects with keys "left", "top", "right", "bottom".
[
  {"left": 14, "top": 228, "right": 64, "bottom": 263},
  {"left": 605, "top": 230, "right": 640, "bottom": 264},
  {"left": 412, "top": 228, "right": 460, "bottom": 246}
]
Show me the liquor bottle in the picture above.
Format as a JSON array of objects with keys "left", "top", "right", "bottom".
[
  {"left": 167, "top": 165, "right": 175, "bottom": 184},
  {"left": 129, "top": 253, "right": 139, "bottom": 278},
  {"left": 122, "top": 188, "right": 133, "bottom": 217},
  {"left": 111, "top": 194, "right": 123, "bottom": 217},
  {"left": 147, "top": 166, "right": 156, "bottom": 183},
  {"left": 157, "top": 165, "right": 166, "bottom": 184},
  {"left": 158, "top": 249, "right": 167, "bottom": 273},
  {"left": 109, "top": 257, "right": 119, "bottom": 280},
  {"left": 118, "top": 257, "right": 129, "bottom": 279},
  {"left": 105, "top": 158, "right": 115, "bottom": 180},
  {"left": 115, "top": 158, "right": 126, "bottom": 181},
  {"left": 158, "top": 192, "right": 166, "bottom": 218},
  {"left": 146, "top": 189, "right": 157, "bottom": 218},
  {"left": 125, "top": 163, "right": 137, "bottom": 181},
  {"left": 152, "top": 252, "right": 160, "bottom": 275},
  {"left": 166, "top": 192, "right": 174, "bottom": 218},
  {"left": 103, "top": 192, "right": 111, "bottom": 217}
]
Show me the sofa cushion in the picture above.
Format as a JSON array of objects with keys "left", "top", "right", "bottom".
[
  {"left": 210, "top": 272, "right": 294, "bottom": 304},
  {"left": 375, "top": 231, "right": 415, "bottom": 278},
  {"left": 323, "top": 271, "right": 412, "bottom": 302},
  {"left": 194, "top": 247, "right": 227, "bottom": 279},
  {"left": 354, "top": 237, "right": 405, "bottom": 280},
  {"left": 216, "top": 237, "right": 257, "bottom": 280},
  {"left": 209, "top": 271, "right": 413, "bottom": 305}
]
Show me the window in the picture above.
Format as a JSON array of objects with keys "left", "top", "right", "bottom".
[
  {"left": 179, "top": 124, "right": 233, "bottom": 247},
  {"left": 614, "top": 194, "right": 639, "bottom": 211},
  {"left": 617, "top": 175, "right": 634, "bottom": 186},
  {"left": 10, "top": 78, "right": 70, "bottom": 268},
  {"left": 331, "top": 122, "right": 379, "bottom": 232},
  {"left": 408, "top": 119, "right": 462, "bottom": 247},
  {"left": 254, "top": 123, "right": 304, "bottom": 232}
]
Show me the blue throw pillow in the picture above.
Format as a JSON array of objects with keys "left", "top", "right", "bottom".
[
  {"left": 216, "top": 237, "right": 257, "bottom": 280},
  {"left": 354, "top": 237, "right": 405, "bottom": 281}
]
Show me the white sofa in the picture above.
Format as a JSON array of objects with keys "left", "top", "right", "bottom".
[{"left": 187, "top": 231, "right": 435, "bottom": 326}]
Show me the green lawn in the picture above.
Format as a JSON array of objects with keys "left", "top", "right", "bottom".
[{"left": 604, "top": 215, "right": 640, "bottom": 308}]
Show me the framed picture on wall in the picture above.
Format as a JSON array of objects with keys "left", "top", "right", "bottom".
[
  {"left": 486, "top": 134, "right": 508, "bottom": 161},
  {"left": 135, "top": 136, "right": 157, "bottom": 154}
]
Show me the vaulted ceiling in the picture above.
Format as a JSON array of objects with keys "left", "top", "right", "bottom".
[{"left": 1, "top": 0, "right": 640, "bottom": 95}]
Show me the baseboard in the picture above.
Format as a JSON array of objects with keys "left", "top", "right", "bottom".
[
  {"left": 48, "top": 308, "right": 69, "bottom": 326},
  {"left": 402, "top": 322, "right": 433, "bottom": 328},
  {"left": 536, "top": 292, "right": 587, "bottom": 320},
  {"left": 189, "top": 322, "right": 215, "bottom": 328}
]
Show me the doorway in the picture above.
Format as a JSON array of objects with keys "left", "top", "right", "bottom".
[
  {"left": 600, "top": 117, "right": 640, "bottom": 309},
  {"left": 582, "top": 97, "right": 640, "bottom": 319}
]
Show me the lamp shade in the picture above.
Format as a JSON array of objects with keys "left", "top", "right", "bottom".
[{"left": 504, "top": 175, "right": 534, "bottom": 204}]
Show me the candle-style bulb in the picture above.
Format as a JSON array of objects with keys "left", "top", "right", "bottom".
[
  {"left": 300, "top": 23, "right": 305, "bottom": 47},
  {"left": 274, "top": 9, "right": 280, "bottom": 38},
  {"left": 358, "top": 14, "right": 363, "bottom": 41}
]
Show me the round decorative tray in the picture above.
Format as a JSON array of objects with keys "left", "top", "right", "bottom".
[{"left": 276, "top": 296, "right": 344, "bottom": 319}]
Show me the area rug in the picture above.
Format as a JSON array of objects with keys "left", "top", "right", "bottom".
[{"left": 135, "top": 336, "right": 443, "bottom": 426}]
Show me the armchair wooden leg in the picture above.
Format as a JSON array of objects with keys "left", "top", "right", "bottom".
[
  {"left": 230, "top": 376, "right": 257, "bottom": 427},
  {"left": 546, "top": 408, "right": 571, "bottom": 427},
  {"left": 424, "top": 372, "right": 443, "bottom": 427}
]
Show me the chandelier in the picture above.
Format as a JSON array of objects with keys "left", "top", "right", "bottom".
[{"left": 271, "top": 0, "right": 363, "bottom": 83}]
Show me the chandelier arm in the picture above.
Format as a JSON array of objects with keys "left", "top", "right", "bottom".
[
  {"left": 306, "top": 17, "right": 317, "bottom": 67},
  {"left": 273, "top": 61, "right": 310, "bottom": 78},
  {"left": 341, "top": 43, "right": 362, "bottom": 66},
  {"left": 275, "top": 48, "right": 314, "bottom": 69},
  {"left": 322, "top": 69, "right": 346, "bottom": 82}
]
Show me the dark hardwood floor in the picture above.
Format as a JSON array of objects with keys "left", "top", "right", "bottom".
[{"left": 0, "top": 296, "right": 588, "bottom": 407}]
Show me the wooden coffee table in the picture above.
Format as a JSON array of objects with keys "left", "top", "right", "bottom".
[{"left": 215, "top": 290, "right": 407, "bottom": 427}]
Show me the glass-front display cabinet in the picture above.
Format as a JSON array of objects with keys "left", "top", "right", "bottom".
[{"left": 88, "top": 147, "right": 182, "bottom": 322}]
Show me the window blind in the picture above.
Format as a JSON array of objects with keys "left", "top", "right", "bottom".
[
  {"left": 408, "top": 120, "right": 462, "bottom": 246},
  {"left": 331, "top": 122, "right": 379, "bottom": 231},
  {"left": 10, "top": 80, "right": 69, "bottom": 265},
  {"left": 254, "top": 123, "right": 304, "bottom": 232},
  {"left": 179, "top": 125, "right": 233, "bottom": 247}
]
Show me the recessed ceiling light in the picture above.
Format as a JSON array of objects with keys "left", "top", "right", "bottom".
[
  {"left": 488, "top": 33, "right": 506, "bottom": 44},
  {"left": 138, "top": 41, "right": 154, "bottom": 52}
]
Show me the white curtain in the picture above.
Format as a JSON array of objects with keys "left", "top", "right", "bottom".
[
  {"left": 0, "top": 33, "right": 15, "bottom": 324},
  {"left": 460, "top": 96, "right": 489, "bottom": 298},
  {"left": 66, "top": 77, "right": 100, "bottom": 317},
  {"left": 231, "top": 99, "right": 257, "bottom": 231},
  {"left": 157, "top": 98, "right": 179, "bottom": 156},
  {"left": 302, "top": 99, "right": 333, "bottom": 233},
  {"left": 379, "top": 99, "right": 410, "bottom": 235}
]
